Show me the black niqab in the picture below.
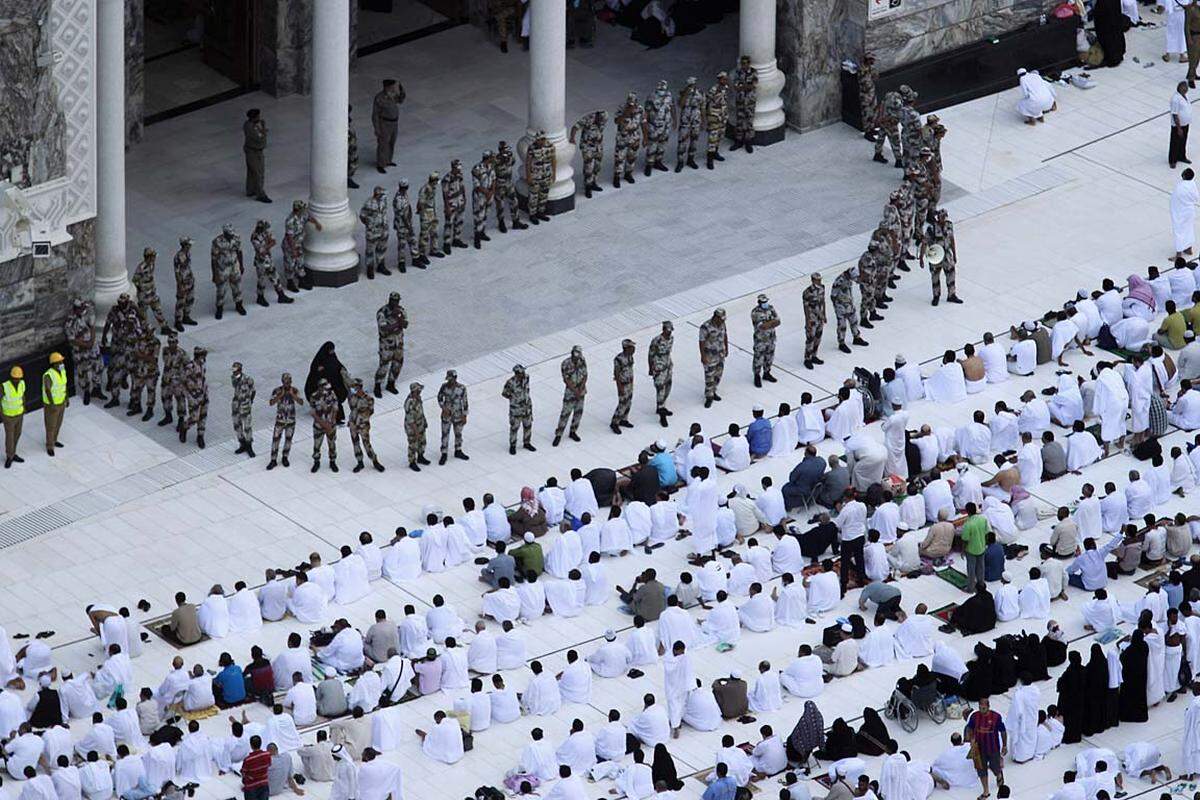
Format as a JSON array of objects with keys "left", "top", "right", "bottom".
[
  {"left": 1057, "top": 651, "right": 1086, "bottom": 744},
  {"left": 1083, "top": 644, "right": 1110, "bottom": 736},
  {"left": 1119, "top": 631, "right": 1149, "bottom": 723}
]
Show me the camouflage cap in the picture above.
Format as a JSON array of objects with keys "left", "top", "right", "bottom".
[
  {"left": 656, "top": 79, "right": 668, "bottom": 90},
  {"left": 686, "top": 76, "right": 697, "bottom": 85},
  {"left": 452, "top": 159, "right": 462, "bottom": 168},
  {"left": 513, "top": 364, "right": 525, "bottom": 373},
  {"left": 811, "top": 273, "right": 822, "bottom": 283},
  {"left": 445, "top": 369, "right": 457, "bottom": 380},
  {"left": 351, "top": 377, "right": 364, "bottom": 388},
  {"left": 570, "top": 345, "right": 583, "bottom": 356},
  {"left": 398, "top": 178, "right": 409, "bottom": 189},
  {"left": 621, "top": 338, "right": 635, "bottom": 348},
  {"left": 222, "top": 223, "right": 235, "bottom": 235},
  {"left": 282, "top": 372, "right": 292, "bottom": 382},
  {"left": 389, "top": 291, "right": 401, "bottom": 302},
  {"left": 194, "top": 346, "right": 207, "bottom": 357},
  {"left": 714, "top": 307, "right": 726, "bottom": 318},
  {"left": 663, "top": 320, "right": 674, "bottom": 330},
  {"left": 739, "top": 55, "right": 751, "bottom": 63},
  {"left": 717, "top": 71, "right": 728, "bottom": 79},
  {"left": 232, "top": 361, "right": 243, "bottom": 370},
  {"left": 483, "top": 149, "right": 493, "bottom": 158},
  {"left": 429, "top": 172, "right": 440, "bottom": 181},
  {"left": 756, "top": 293, "right": 769, "bottom": 303},
  {"left": 72, "top": 297, "right": 84, "bottom": 307},
  {"left": 410, "top": 381, "right": 423, "bottom": 391},
  {"left": 179, "top": 236, "right": 193, "bottom": 246},
  {"left": 318, "top": 377, "right": 330, "bottom": 388},
  {"left": 292, "top": 200, "right": 306, "bottom": 211},
  {"left": 143, "top": 247, "right": 156, "bottom": 258},
  {"left": 118, "top": 293, "right": 130, "bottom": 302},
  {"left": 373, "top": 186, "right": 385, "bottom": 195}
]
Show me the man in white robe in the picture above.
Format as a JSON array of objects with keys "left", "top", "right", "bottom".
[
  {"left": 825, "top": 388, "right": 864, "bottom": 442},
  {"left": 768, "top": 410, "right": 798, "bottom": 458},
  {"left": 700, "top": 593, "right": 741, "bottom": 645},
  {"left": 1082, "top": 590, "right": 1121, "bottom": 631},
  {"left": 804, "top": 566, "right": 840, "bottom": 615},
  {"left": 227, "top": 583, "right": 263, "bottom": 634},
  {"left": 931, "top": 735, "right": 978, "bottom": 788},
  {"left": 467, "top": 622, "right": 497, "bottom": 674},
  {"left": 1049, "top": 376, "right": 1085, "bottom": 428},
  {"left": 1066, "top": 423, "right": 1103, "bottom": 472},
  {"left": 628, "top": 696, "right": 671, "bottom": 748},
  {"left": 520, "top": 729, "right": 559, "bottom": 780},
  {"left": 657, "top": 598, "right": 699, "bottom": 650},
  {"left": 989, "top": 405, "right": 1019, "bottom": 454},
  {"left": 780, "top": 647, "right": 824, "bottom": 697},
  {"left": 418, "top": 711, "right": 463, "bottom": 764},
  {"left": 716, "top": 736, "right": 755, "bottom": 787},
  {"left": 880, "top": 753, "right": 908, "bottom": 800},
  {"left": 775, "top": 574, "right": 808, "bottom": 626},
  {"left": 557, "top": 652, "right": 592, "bottom": 705},
  {"left": 357, "top": 752, "right": 405, "bottom": 800},
  {"left": 661, "top": 643, "right": 694, "bottom": 731},
  {"left": 565, "top": 473, "right": 599, "bottom": 521},
  {"left": 796, "top": 400, "right": 826, "bottom": 445},
  {"left": 739, "top": 584, "right": 776, "bottom": 633},
  {"left": 545, "top": 573, "right": 584, "bottom": 617},
  {"left": 521, "top": 662, "right": 562, "bottom": 715},
  {"left": 177, "top": 723, "right": 217, "bottom": 782},
  {"left": 426, "top": 596, "right": 465, "bottom": 643},
  {"left": 955, "top": 414, "right": 991, "bottom": 465},
  {"left": 1173, "top": 169, "right": 1199, "bottom": 258},
  {"left": 482, "top": 579, "right": 522, "bottom": 624},
  {"left": 287, "top": 573, "right": 328, "bottom": 623},
  {"left": 882, "top": 406, "right": 909, "bottom": 479},
  {"left": 382, "top": 530, "right": 422, "bottom": 581},
  {"left": 1182, "top": 688, "right": 1200, "bottom": 778},
  {"left": 1172, "top": 382, "right": 1200, "bottom": 429},
  {"left": 332, "top": 549, "right": 371, "bottom": 605},
  {"left": 924, "top": 357, "right": 967, "bottom": 404},
  {"left": 555, "top": 721, "right": 596, "bottom": 776},
  {"left": 1016, "top": 433, "right": 1043, "bottom": 489},
  {"left": 266, "top": 707, "right": 302, "bottom": 752},
  {"left": 318, "top": 622, "right": 365, "bottom": 675},
  {"left": 748, "top": 665, "right": 783, "bottom": 713},
  {"left": 994, "top": 573, "right": 1020, "bottom": 622},
  {"left": 684, "top": 468, "right": 720, "bottom": 555},
  {"left": 1016, "top": 68, "right": 1056, "bottom": 122},
  {"left": 894, "top": 608, "right": 935, "bottom": 657},
  {"left": 587, "top": 630, "right": 631, "bottom": 678},
  {"left": 756, "top": 477, "right": 787, "bottom": 526},
  {"left": 1008, "top": 679, "right": 1040, "bottom": 763},
  {"left": 859, "top": 618, "right": 897, "bottom": 667},
  {"left": 1019, "top": 572, "right": 1051, "bottom": 618}
]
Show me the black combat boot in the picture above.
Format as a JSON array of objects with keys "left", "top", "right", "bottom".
[
  {"left": 372, "top": 458, "right": 384, "bottom": 472},
  {"left": 385, "top": 382, "right": 398, "bottom": 394},
  {"left": 585, "top": 186, "right": 592, "bottom": 199},
  {"left": 256, "top": 293, "right": 269, "bottom": 308},
  {"left": 763, "top": 371, "right": 777, "bottom": 383},
  {"left": 706, "top": 155, "right": 714, "bottom": 170},
  {"left": 453, "top": 238, "right": 468, "bottom": 249},
  {"left": 277, "top": 291, "right": 294, "bottom": 304},
  {"left": 745, "top": 142, "right": 753, "bottom": 154},
  {"left": 126, "top": 403, "right": 142, "bottom": 417},
  {"left": 374, "top": 382, "right": 383, "bottom": 399},
  {"left": 196, "top": 435, "right": 205, "bottom": 449},
  {"left": 675, "top": 160, "right": 685, "bottom": 173},
  {"left": 235, "top": 439, "right": 248, "bottom": 454},
  {"left": 624, "top": 170, "right": 635, "bottom": 184},
  {"left": 714, "top": 152, "right": 724, "bottom": 162},
  {"left": 591, "top": 183, "right": 603, "bottom": 192},
  {"left": 410, "top": 460, "right": 420, "bottom": 472},
  {"left": 655, "top": 160, "right": 668, "bottom": 172},
  {"left": 215, "top": 306, "right": 223, "bottom": 320},
  {"left": 687, "top": 157, "right": 699, "bottom": 169},
  {"left": 474, "top": 234, "right": 482, "bottom": 250},
  {"left": 644, "top": 163, "right": 652, "bottom": 177},
  {"left": 141, "top": 408, "right": 153, "bottom": 421},
  {"left": 512, "top": 219, "right": 528, "bottom": 230},
  {"left": 354, "top": 459, "right": 365, "bottom": 473},
  {"left": 267, "top": 459, "right": 277, "bottom": 470},
  {"left": 498, "top": 218, "right": 508, "bottom": 233},
  {"left": 377, "top": 266, "right": 392, "bottom": 276},
  {"left": 329, "top": 459, "right": 339, "bottom": 473},
  {"left": 873, "top": 153, "right": 888, "bottom": 164},
  {"left": 235, "top": 303, "right": 247, "bottom": 315},
  {"left": 754, "top": 372, "right": 762, "bottom": 388},
  {"left": 613, "top": 174, "right": 621, "bottom": 189},
  {"left": 183, "top": 316, "right": 198, "bottom": 326}
]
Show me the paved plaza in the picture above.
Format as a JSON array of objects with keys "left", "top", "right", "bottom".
[{"left": 3, "top": 18, "right": 1200, "bottom": 800}]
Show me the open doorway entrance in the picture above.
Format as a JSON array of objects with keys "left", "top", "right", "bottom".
[{"left": 357, "top": 0, "right": 466, "bottom": 55}]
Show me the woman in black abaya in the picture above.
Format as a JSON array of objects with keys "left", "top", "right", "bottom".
[
  {"left": 305, "top": 341, "right": 351, "bottom": 423},
  {"left": 1057, "top": 650, "right": 1086, "bottom": 744},
  {"left": 1082, "top": 644, "right": 1110, "bottom": 736},
  {"left": 991, "top": 637, "right": 1018, "bottom": 693},
  {"left": 854, "top": 707, "right": 891, "bottom": 756},
  {"left": 1119, "top": 631, "right": 1150, "bottom": 723},
  {"left": 651, "top": 743, "right": 683, "bottom": 790},
  {"left": 816, "top": 718, "right": 857, "bottom": 760},
  {"left": 959, "top": 643, "right": 994, "bottom": 701},
  {"left": 1091, "top": 0, "right": 1127, "bottom": 67},
  {"left": 786, "top": 701, "right": 825, "bottom": 765}
]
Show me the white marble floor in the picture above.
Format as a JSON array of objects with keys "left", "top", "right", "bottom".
[{"left": 5, "top": 18, "right": 1200, "bottom": 800}]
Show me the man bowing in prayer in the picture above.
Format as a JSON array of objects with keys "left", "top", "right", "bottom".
[{"left": 1016, "top": 68, "right": 1056, "bottom": 124}]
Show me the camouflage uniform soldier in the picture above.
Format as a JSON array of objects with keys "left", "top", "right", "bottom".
[
  {"left": 159, "top": 330, "right": 187, "bottom": 427},
  {"left": 64, "top": 298, "right": 105, "bottom": 404},
  {"left": 526, "top": 131, "right": 555, "bottom": 223},
  {"left": 704, "top": 73, "right": 730, "bottom": 169},
  {"left": 898, "top": 85, "right": 922, "bottom": 168},
  {"left": 404, "top": 381, "right": 430, "bottom": 470},
  {"left": 698, "top": 308, "right": 728, "bottom": 407},
  {"left": 732, "top": 56, "right": 758, "bottom": 153},
  {"left": 553, "top": 346, "right": 588, "bottom": 446},
  {"left": 437, "top": 369, "right": 469, "bottom": 464},
  {"left": 871, "top": 224, "right": 898, "bottom": 309},
  {"left": 173, "top": 237, "right": 197, "bottom": 331},
  {"left": 283, "top": 200, "right": 318, "bottom": 292},
  {"left": 501, "top": 364, "right": 535, "bottom": 454},
  {"left": 132, "top": 247, "right": 168, "bottom": 332},
  {"left": 612, "top": 93, "right": 644, "bottom": 188},
  {"left": 211, "top": 224, "right": 246, "bottom": 319},
  {"left": 441, "top": 160, "right": 468, "bottom": 251},
  {"left": 874, "top": 90, "right": 902, "bottom": 166},
  {"left": 610, "top": 339, "right": 635, "bottom": 434},
  {"left": 895, "top": 181, "right": 918, "bottom": 256},
  {"left": 347, "top": 105, "right": 360, "bottom": 189},
  {"left": 801, "top": 274, "right": 826, "bottom": 369},
  {"left": 676, "top": 77, "right": 703, "bottom": 172},
  {"left": 127, "top": 327, "right": 160, "bottom": 421},
  {"left": 417, "top": 173, "right": 444, "bottom": 260},
  {"left": 231, "top": 361, "right": 256, "bottom": 457},
  {"left": 492, "top": 0, "right": 519, "bottom": 52},
  {"left": 251, "top": 219, "right": 292, "bottom": 306},
  {"left": 266, "top": 372, "right": 303, "bottom": 469},
  {"left": 919, "top": 145, "right": 941, "bottom": 215},
  {"left": 179, "top": 346, "right": 208, "bottom": 448},
  {"left": 831, "top": 267, "right": 866, "bottom": 353},
  {"left": 924, "top": 209, "right": 961, "bottom": 306},
  {"left": 493, "top": 141, "right": 527, "bottom": 231},
  {"left": 923, "top": 115, "right": 946, "bottom": 175},
  {"left": 857, "top": 53, "right": 879, "bottom": 141},
  {"left": 569, "top": 111, "right": 608, "bottom": 199},
  {"left": 647, "top": 321, "right": 674, "bottom": 425},
  {"left": 643, "top": 81, "right": 674, "bottom": 175},
  {"left": 374, "top": 292, "right": 407, "bottom": 397},
  {"left": 349, "top": 378, "right": 384, "bottom": 473},
  {"left": 471, "top": 151, "right": 495, "bottom": 249},
  {"left": 101, "top": 294, "right": 143, "bottom": 408},
  {"left": 359, "top": 187, "right": 391, "bottom": 278},
  {"left": 749, "top": 294, "right": 780, "bottom": 386},
  {"left": 856, "top": 243, "right": 882, "bottom": 329},
  {"left": 393, "top": 180, "right": 422, "bottom": 271},
  {"left": 310, "top": 378, "right": 339, "bottom": 472}
]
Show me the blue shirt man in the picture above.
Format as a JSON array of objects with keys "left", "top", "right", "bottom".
[
  {"left": 983, "top": 539, "right": 1006, "bottom": 582},
  {"left": 649, "top": 447, "right": 677, "bottom": 487},
  {"left": 702, "top": 765, "right": 738, "bottom": 800},
  {"left": 214, "top": 659, "right": 247, "bottom": 705},
  {"left": 747, "top": 406, "right": 771, "bottom": 457}
]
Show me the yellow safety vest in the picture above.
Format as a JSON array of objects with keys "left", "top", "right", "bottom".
[
  {"left": 43, "top": 368, "right": 67, "bottom": 405},
  {"left": 1, "top": 380, "right": 25, "bottom": 417}
]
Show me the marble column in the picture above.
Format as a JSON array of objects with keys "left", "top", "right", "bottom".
[
  {"left": 740, "top": 0, "right": 786, "bottom": 144},
  {"left": 95, "top": 0, "right": 131, "bottom": 318},
  {"left": 303, "top": 0, "right": 359, "bottom": 286},
  {"left": 519, "top": 0, "right": 576, "bottom": 214}
]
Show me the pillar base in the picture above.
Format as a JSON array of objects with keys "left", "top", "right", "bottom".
[
  {"left": 519, "top": 190, "right": 576, "bottom": 216},
  {"left": 753, "top": 124, "right": 786, "bottom": 146},
  {"left": 308, "top": 265, "right": 361, "bottom": 287},
  {"left": 93, "top": 273, "right": 132, "bottom": 322}
]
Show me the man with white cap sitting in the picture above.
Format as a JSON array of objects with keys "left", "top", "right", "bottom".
[
  {"left": 586, "top": 630, "right": 631, "bottom": 678},
  {"left": 1016, "top": 68, "right": 1056, "bottom": 124},
  {"left": 1007, "top": 323, "right": 1039, "bottom": 375}
]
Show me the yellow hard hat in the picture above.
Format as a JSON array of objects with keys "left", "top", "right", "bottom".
[
  {"left": 49, "top": 352, "right": 64, "bottom": 364},
  {"left": 10, "top": 366, "right": 23, "bottom": 379}
]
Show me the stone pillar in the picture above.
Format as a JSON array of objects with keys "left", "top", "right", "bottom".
[
  {"left": 740, "top": 0, "right": 786, "bottom": 144},
  {"left": 519, "top": 0, "right": 576, "bottom": 215},
  {"left": 95, "top": 0, "right": 132, "bottom": 318},
  {"left": 303, "top": 0, "right": 359, "bottom": 286}
]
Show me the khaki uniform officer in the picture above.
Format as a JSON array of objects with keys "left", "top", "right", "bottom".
[{"left": 43, "top": 353, "right": 68, "bottom": 456}]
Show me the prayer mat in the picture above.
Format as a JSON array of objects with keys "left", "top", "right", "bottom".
[
  {"left": 177, "top": 703, "right": 219, "bottom": 722},
  {"left": 799, "top": 558, "right": 865, "bottom": 590},
  {"left": 931, "top": 602, "right": 957, "bottom": 623},
  {"left": 810, "top": 773, "right": 835, "bottom": 790},
  {"left": 1094, "top": 626, "right": 1123, "bottom": 644},
  {"left": 144, "top": 618, "right": 208, "bottom": 649},
  {"left": 1099, "top": 344, "right": 1144, "bottom": 362},
  {"left": 1136, "top": 569, "right": 1170, "bottom": 589},
  {"left": 935, "top": 567, "right": 969, "bottom": 590}
]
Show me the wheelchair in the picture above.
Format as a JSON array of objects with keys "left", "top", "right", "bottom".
[{"left": 884, "top": 680, "right": 948, "bottom": 732}]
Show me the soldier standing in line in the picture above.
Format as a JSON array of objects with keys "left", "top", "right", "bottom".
[
  {"left": 553, "top": 346, "right": 588, "bottom": 446},
  {"left": 348, "top": 378, "right": 384, "bottom": 473},
  {"left": 251, "top": 219, "right": 293, "bottom": 306},
  {"left": 283, "top": 200, "right": 319, "bottom": 292},
  {"left": 173, "top": 237, "right": 197, "bottom": 331},
  {"left": 437, "top": 370, "right": 469, "bottom": 465},
  {"left": 180, "top": 346, "right": 208, "bottom": 448},
  {"left": 643, "top": 82, "right": 674, "bottom": 175},
  {"left": 911, "top": 151, "right": 935, "bottom": 232},
  {"left": 243, "top": 109, "right": 271, "bottom": 203},
  {"left": 704, "top": 72, "right": 730, "bottom": 170},
  {"left": 393, "top": 180, "right": 422, "bottom": 271},
  {"left": 492, "top": 0, "right": 518, "bottom": 51},
  {"left": 698, "top": 308, "right": 728, "bottom": 408},
  {"left": 404, "top": 381, "right": 429, "bottom": 471},
  {"left": 856, "top": 243, "right": 882, "bottom": 331},
  {"left": 231, "top": 361, "right": 256, "bottom": 458},
  {"left": 371, "top": 79, "right": 404, "bottom": 173},
  {"left": 347, "top": 105, "right": 360, "bottom": 189},
  {"left": 132, "top": 247, "right": 169, "bottom": 333},
  {"left": 923, "top": 209, "right": 962, "bottom": 306},
  {"left": 211, "top": 224, "right": 246, "bottom": 319},
  {"left": 610, "top": 339, "right": 636, "bottom": 435},
  {"left": 310, "top": 377, "right": 339, "bottom": 473},
  {"left": 920, "top": 146, "right": 942, "bottom": 218},
  {"left": 648, "top": 321, "right": 674, "bottom": 427},
  {"left": 64, "top": 298, "right": 105, "bottom": 405},
  {"left": 676, "top": 77, "right": 703, "bottom": 172},
  {"left": 832, "top": 267, "right": 867, "bottom": 354},
  {"left": 158, "top": 330, "right": 186, "bottom": 427},
  {"left": 612, "top": 93, "right": 644, "bottom": 188},
  {"left": 731, "top": 56, "right": 758, "bottom": 153},
  {"left": 471, "top": 151, "right": 496, "bottom": 249},
  {"left": 874, "top": 90, "right": 903, "bottom": 167},
  {"left": 750, "top": 293, "right": 779, "bottom": 387},
  {"left": 898, "top": 85, "right": 922, "bottom": 168},
  {"left": 501, "top": 364, "right": 535, "bottom": 455},
  {"left": 857, "top": 53, "right": 879, "bottom": 141},
  {"left": 374, "top": 292, "right": 407, "bottom": 398},
  {"left": 569, "top": 111, "right": 608, "bottom": 199},
  {"left": 801, "top": 274, "right": 826, "bottom": 370},
  {"left": 872, "top": 224, "right": 898, "bottom": 311},
  {"left": 101, "top": 294, "right": 142, "bottom": 409},
  {"left": 493, "top": 141, "right": 527, "bottom": 231},
  {"left": 442, "top": 160, "right": 468, "bottom": 252},
  {"left": 127, "top": 327, "right": 160, "bottom": 421},
  {"left": 923, "top": 114, "right": 946, "bottom": 171},
  {"left": 894, "top": 182, "right": 918, "bottom": 261},
  {"left": 525, "top": 131, "right": 555, "bottom": 224},
  {"left": 267, "top": 372, "right": 302, "bottom": 470},
  {"left": 359, "top": 187, "right": 391, "bottom": 279},
  {"left": 417, "top": 172, "right": 444, "bottom": 260}
]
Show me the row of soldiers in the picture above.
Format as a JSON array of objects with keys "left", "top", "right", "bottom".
[{"left": 856, "top": 55, "right": 928, "bottom": 171}]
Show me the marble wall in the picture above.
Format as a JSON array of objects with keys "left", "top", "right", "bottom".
[
  {"left": 0, "top": 0, "right": 68, "bottom": 186},
  {"left": 259, "top": 0, "right": 359, "bottom": 97},
  {"left": 0, "top": 220, "right": 95, "bottom": 358},
  {"left": 125, "top": 0, "right": 144, "bottom": 145},
  {"left": 861, "top": 0, "right": 1047, "bottom": 70}
]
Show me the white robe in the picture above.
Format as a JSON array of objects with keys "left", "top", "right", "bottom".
[
  {"left": 625, "top": 628, "right": 658, "bottom": 666},
  {"left": 319, "top": 628, "right": 365, "bottom": 674},
  {"left": 656, "top": 606, "right": 698, "bottom": 650},
  {"left": 780, "top": 655, "right": 824, "bottom": 698},
  {"left": 382, "top": 538, "right": 422, "bottom": 581},
  {"left": 266, "top": 712, "right": 302, "bottom": 752},
  {"left": 558, "top": 661, "right": 592, "bottom": 705},
  {"left": 879, "top": 753, "right": 908, "bottom": 800},
  {"left": 565, "top": 478, "right": 599, "bottom": 521},
  {"left": 748, "top": 671, "right": 783, "bottom": 713},
  {"left": 421, "top": 717, "right": 463, "bottom": 764},
  {"left": 775, "top": 583, "right": 808, "bottom": 627},
  {"left": 994, "top": 585, "right": 1020, "bottom": 622},
  {"left": 600, "top": 518, "right": 634, "bottom": 554},
  {"left": 662, "top": 653, "right": 694, "bottom": 728},
  {"left": 930, "top": 744, "right": 977, "bottom": 788},
  {"left": 545, "top": 579, "right": 584, "bottom": 618},
  {"left": 796, "top": 404, "right": 826, "bottom": 444},
  {"left": 859, "top": 627, "right": 897, "bottom": 667},
  {"left": 825, "top": 396, "right": 864, "bottom": 442},
  {"left": 482, "top": 587, "right": 521, "bottom": 623},
  {"left": 357, "top": 759, "right": 405, "bottom": 800},
  {"left": 176, "top": 731, "right": 217, "bottom": 782},
  {"left": 1172, "top": 177, "right": 1199, "bottom": 252},
  {"left": 894, "top": 614, "right": 935, "bottom": 658},
  {"left": 1016, "top": 70, "right": 1056, "bottom": 118},
  {"left": 334, "top": 554, "right": 371, "bottom": 604},
  {"left": 288, "top": 581, "right": 328, "bottom": 623},
  {"left": 228, "top": 588, "right": 263, "bottom": 634},
  {"left": 419, "top": 524, "right": 448, "bottom": 572},
  {"left": 628, "top": 705, "right": 670, "bottom": 748},
  {"left": 738, "top": 594, "right": 776, "bottom": 632},
  {"left": 197, "top": 592, "right": 230, "bottom": 639},
  {"left": 805, "top": 572, "right": 840, "bottom": 614},
  {"left": 882, "top": 411, "right": 909, "bottom": 479},
  {"left": 684, "top": 478, "right": 720, "bottom": 553},
  {"left": 1184, "top": 697, "right": 1200, "bottom": 776},
  {"left": 768, "top": 415, "right": 798, "bottom": 458},
  {"left": 545, "top": 530, "right": 583, "bottom": 578},
  {"left": 924, "top": 363, "right": 967, "bottom": 405},
  {"left": 1008, "top": 684, "right": 1040, "bottom": 762},
  {"left": 1019, "top": 579, "right": 1051, "bottom": 619},
  {"left": 701, "top": 601, "right": 741, "bottom": 645},
  {"left": 1050, "top": 379, "right": 1084, "bottom": 427},
  {"left": 1066, "top": 429, "right": 1102, "bottom": 472},
  {"left": 522, "top": 673, "right": 562, "bottom": 715}
]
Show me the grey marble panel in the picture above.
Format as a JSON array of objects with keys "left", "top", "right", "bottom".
[
  {"left": 259, "top": 0, "right": 359, "bottom": 98},
  {"left": 126, "top": 0, "right": 144, "bottom": 145},
  {"left": 0, "top": 0, "right": 67, "bottom": 185}
]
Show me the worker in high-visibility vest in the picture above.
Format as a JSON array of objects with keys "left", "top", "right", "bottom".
[
  {"left": 43, "top": 352, "right": 68, "bottom": 457},
  {"left": 2, "top": 365, "right": 26, "bottom": 468}
]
